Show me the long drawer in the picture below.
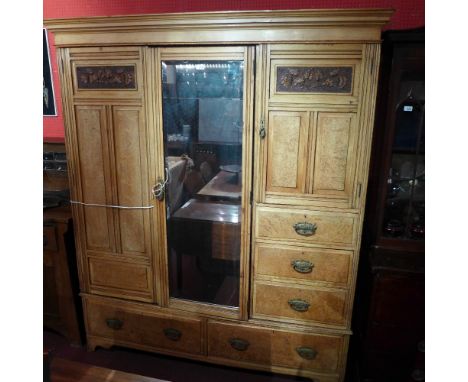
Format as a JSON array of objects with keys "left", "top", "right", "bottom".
[
  {"left": 255, "top": 243, "right": 352, "bottom": 287},
  {"left": 85, "top": 298, "right": 203, "bottom": 355},
  {"left": 208, "top": 320, "right": 344, "bottom": 374},
  {"left": 255, "top": 206, "right": 356, "bottom": 247},
  {"left": 252, "top": 281, "right": 348, "bottom": 327}
]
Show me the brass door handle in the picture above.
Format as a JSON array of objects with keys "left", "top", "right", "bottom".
[
  {"left": 293, "top": 222, "right": 317, "bottom": 236},
  {"left": 296, "top": 347, "right": 318, "bottom": 360},
  {"left": 152, "top": 168, "right": 170, "bottom": 201},
  {"left": 291, "top": 259, "right": 314, "bottom": 273},
  {"left": 163, "top": 328, "right": 182, "bottom": 341},
  {"left": 259, "top": 119, "right": 266, "bottom": 139},
  {"left": 106, "top": 318, "right": 123, "bottom": 330},
  {"left": 229, "top": 338, "right": 250, "bottom": 351},
  {"left": 288, "top": 299, "right": 310, "bottom": 312}
]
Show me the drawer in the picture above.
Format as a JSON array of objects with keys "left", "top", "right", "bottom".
[
  {"left": 88, "top": 257, "right": 153, "bottom": 301},
  {"left": 85, "top": 298, "right": 203, "bottom": 355},
  {"left": 252, "top": 281, "right": 347, "bottom": 327},
  {"left": 43, "top": 225, "right": 58, "bottom": 252},
  {"left": 255, "top": 206, "right": 356, "bottom": 246},
  {"left": 208, "top": 320, "right": 344, "bottom": 373},
  {"left": 255, "top": 243, "right": 352, "bottom": 286}
]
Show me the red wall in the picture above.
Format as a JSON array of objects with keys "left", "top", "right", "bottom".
[{"left": 43, "top": 0, "right": 424, "bottom": 141}]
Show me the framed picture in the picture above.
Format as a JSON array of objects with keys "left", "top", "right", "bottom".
[{"left": 43, "top": 28, "right": 57, "bottom": 116}]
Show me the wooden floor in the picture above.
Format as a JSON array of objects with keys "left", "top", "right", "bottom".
[{"left": 50, "top": 358, "right": 170, "bottom": 382}]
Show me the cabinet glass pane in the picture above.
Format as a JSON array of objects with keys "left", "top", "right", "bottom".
[
  {"left": 382, "top": 75, "right": 425, "bottom": 240},
  {"left": 161, "top": 60, "right": 244, "bottom": 307}
]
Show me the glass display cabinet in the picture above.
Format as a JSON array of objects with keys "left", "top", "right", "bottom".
[
  {"left": 366, "top": 28, "right": 425, "bottom": 252},
  {"left": 353, "top": 28, "right": 425, "bottom": 382}
]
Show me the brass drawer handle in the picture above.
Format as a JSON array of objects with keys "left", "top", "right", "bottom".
[
  {"left": 106, "top": 318, "right": 123, "bottom": 330},
  {"left": 291, "top": 259, "right": 314, "bottom": 273},
  {"left": 293, "top": 222, "right": 317, "bottom": 236},
  {"left": 296, "top": 347, "right": 318, "bottom": 360},
  {"left": 288, "top": 299, "right": 310, "bottom": 312},
  {"left": 229, "top": 338, "right": 250, "bottom": 351},
  {"left": 163, "top": 328, "right": 182, "bottom": 341}
]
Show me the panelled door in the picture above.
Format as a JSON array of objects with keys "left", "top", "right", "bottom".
[
  {"left": 256, "top": 44, "right": 364, "bottom": 210},
  {"left": 62, "top": 47, "right": 155, "bottom": 302}
]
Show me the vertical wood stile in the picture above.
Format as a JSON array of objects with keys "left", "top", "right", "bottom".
[
  {"left": 57, "top": 47, "right": 89, "bottom": 293},
  {"left": 251, "top": 43, "right": 268, "bottom": 317},
  {"left": 338, "top": 43, "right": 381, "bottom": 381},
  {"left": 153, "top": 47, "right": 170, "bottom": 307},
  {"left": 239, "top": 46, "right": 255, "bottom": 320}
]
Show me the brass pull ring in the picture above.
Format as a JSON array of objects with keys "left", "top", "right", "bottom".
[
  {"left": 163, "top": 328, "right": 182, "bottom": 341},
  {"left": 293, "top": 222, "right": 317, "bottom": 236},
  {"left": 229, "top": 338, "right": 250, "bottom": 351},
  {"left": 291, "top": 259, "right": 314, "bottom": 273},
  {"left": 288, "top": 299, "right": 310, "bottom": 312},
  {"left": 296, "top": 347, "right": 318, "bottom": 360}
]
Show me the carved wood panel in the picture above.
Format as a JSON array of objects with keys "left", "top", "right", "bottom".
[
  {"left": 76, "top": 65, "right": 136, "bottom": 89},
  {"left": 276, "top": 66, "right": 352, "bottom": 93}
]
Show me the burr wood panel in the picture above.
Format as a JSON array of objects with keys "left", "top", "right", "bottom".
[
  {"left": 313, "top": 112, "right": 357, "bottom": 198},
  {"left": 255, "top": 244, "right": 352, "bottom": 287},
  {"left": 265, "top": 111, "right": 309, "bottom": 194},
  {"left": 255, "top": 206, "right": 356, "bottom": 247},
  {"left": 253, "top": 281, "right": 347, "bottom": 327}
]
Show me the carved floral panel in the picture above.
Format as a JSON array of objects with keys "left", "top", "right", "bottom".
[
  {"left": 76, "top": 66, "right": 136, "bottom": 89},
  {"left": 276, "top": 66, "right": 353, "bottom": 93}
]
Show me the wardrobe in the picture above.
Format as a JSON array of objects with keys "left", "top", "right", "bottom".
[{"left": 45, "top": 9, "right": 391, "bottom": 382}]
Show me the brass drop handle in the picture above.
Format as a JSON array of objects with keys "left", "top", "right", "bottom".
[
  {"left": 291, "top": 259, "right": 314, "bottom": 273},
  {"left": 288, "top": 299, "right": 310, "bottom": 312},
  {"left": 163, "top": 328, "right": 182, "bottom": 341},
  {"left": 293, "top": 222, "right": 317, "bottom": 236},
  {"left": 229, "top": 338, "right": 250, "bottom": 351},
  {"left": 296, "top": 347, "right": 318, "bottom": 360},
  {"left": 106, "top": 318, "right": 123, "bottom": 330}
]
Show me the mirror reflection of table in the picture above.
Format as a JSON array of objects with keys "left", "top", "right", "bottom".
[
  {"left": 169, "top": 198, "right": 241, "bottom": 305},
  {"left": 197, "top": 170, "right": 241, "bottom": 200}
]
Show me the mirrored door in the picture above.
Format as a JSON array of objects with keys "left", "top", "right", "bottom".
[{"left": 157, "top": 47, "right": 253, "bottom": 312}]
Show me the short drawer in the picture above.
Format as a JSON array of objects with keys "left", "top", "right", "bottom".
[
  {"left": 255, "top": 206, "right": 356, "bottom": 246},
  {"left": 43, "top": 225, "right": 58, "bottom": 252},
  {"left": 85, "top": 298, "right": 203, "bottom": 355},
  {"left": 252, "top": 281, "right": 347, "bottom": 327},
  {"left": 255, "top": 243, "right": 352, "bottom": 286},
  {"left": 208, "top": 320, "right": 344, "bottom": 373}
]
